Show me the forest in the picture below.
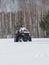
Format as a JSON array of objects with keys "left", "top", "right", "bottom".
[{"left": 0, "top": 0, "right": 49, "bottom": 38}]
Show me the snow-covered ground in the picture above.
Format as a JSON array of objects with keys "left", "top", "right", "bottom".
[{"left": 0, "top": 38, "right": 49, "bottom": 65}]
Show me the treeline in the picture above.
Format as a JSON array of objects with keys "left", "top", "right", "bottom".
[{"left": 0, "top": 0, "right": 49, "bottom": 38}]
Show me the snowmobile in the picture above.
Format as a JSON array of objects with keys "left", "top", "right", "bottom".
[{"left": 14, "top": 29, "right": 32, "bottom": 42}]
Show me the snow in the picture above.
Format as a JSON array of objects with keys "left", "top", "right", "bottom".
[{"left": 0, "top": 38, "right": 49, "bottom": 65}]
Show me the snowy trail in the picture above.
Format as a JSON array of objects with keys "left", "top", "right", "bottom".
[{"left": 0, "top": 38, "right": 49, "bottom": 65}]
